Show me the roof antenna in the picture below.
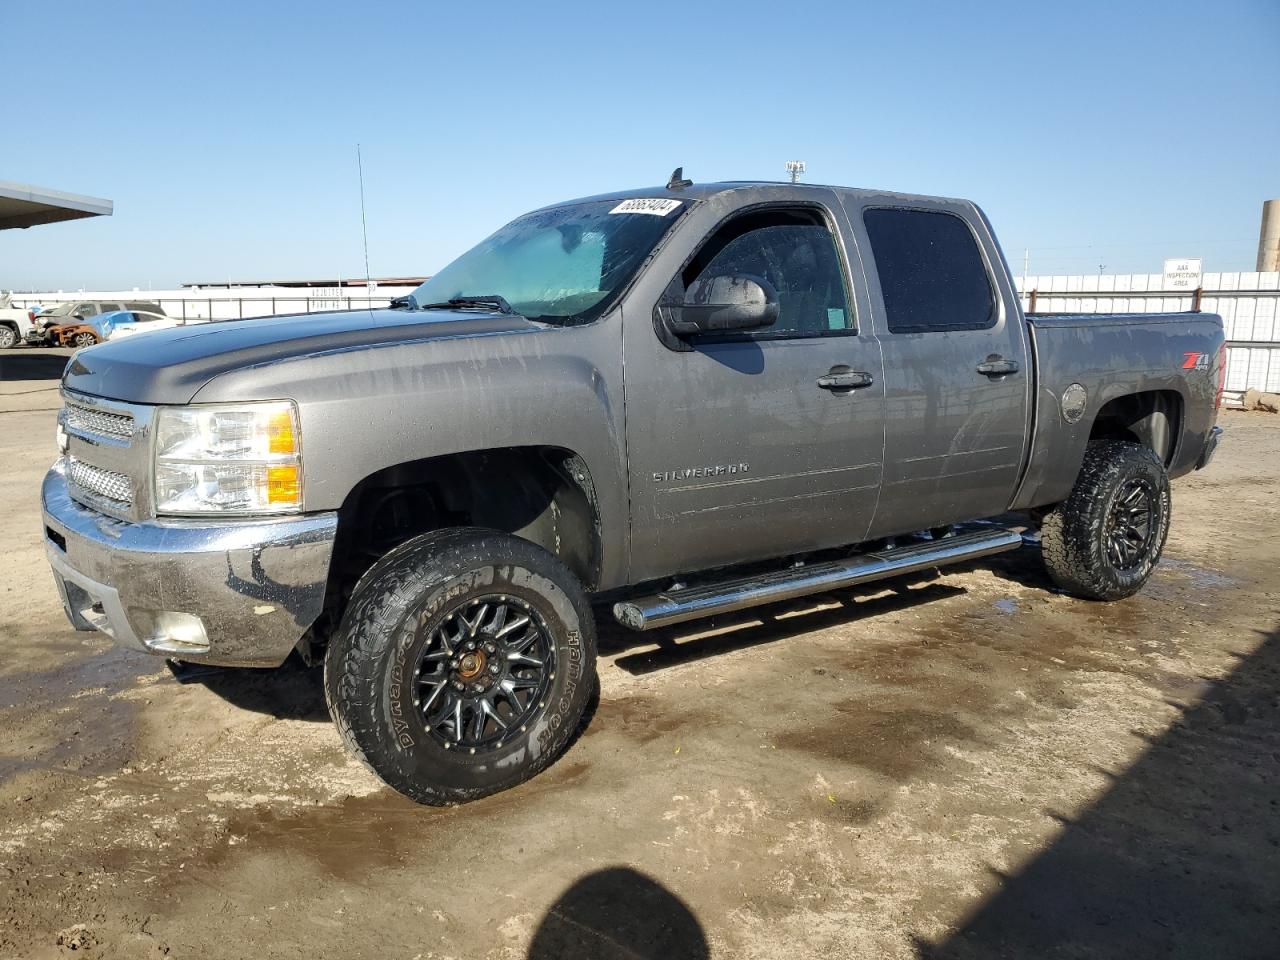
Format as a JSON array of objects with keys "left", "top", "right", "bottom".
[{"left": 667, "top": 166, "right": 692, "bottom": 190}]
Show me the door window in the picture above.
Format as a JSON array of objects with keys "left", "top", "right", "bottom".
[
  {"left": 683, "top": 210, "right": 852, "bottom": 338},
  {"left": 863, "top": 208, "right": 994, "bottom": 333},
  {"left": 75, "top": 303, "right": 98, "bottom": 318}
]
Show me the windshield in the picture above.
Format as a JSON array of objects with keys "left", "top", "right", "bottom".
[{"left": 409, "top": 198, "right": 687, "bottom": 325}]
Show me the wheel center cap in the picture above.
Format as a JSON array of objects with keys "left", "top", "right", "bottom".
[{"left": 458, "top": 651, "right": 485, "bottom": 679}]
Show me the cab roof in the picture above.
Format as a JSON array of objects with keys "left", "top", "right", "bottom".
[{"left": 537, "top": 179, "right": 973, "bottom": 212}]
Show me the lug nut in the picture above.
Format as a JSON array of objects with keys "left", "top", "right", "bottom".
[
  {"left": 488, "top": 664, "right": 500, "bottom": 675},
  {"left": 484, "top": 642, "right": 496, "bottom": 654},
  {"left": 465, "top": 641, "right": 476, "bottom": 651}
]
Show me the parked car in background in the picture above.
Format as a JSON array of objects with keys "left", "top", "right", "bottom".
[
  {"left": 0, "top": 293, "right": 40, "bottom": 349},
  {"left": 57, "top": 310, "right": 179, "bottom": 348},
  {"left": 30, "top": 299, "right": 166, "bottom": 346}
]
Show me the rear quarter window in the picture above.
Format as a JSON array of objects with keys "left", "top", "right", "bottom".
[{"left": 863, "top": 208, "right": 994, "bottom": 334}]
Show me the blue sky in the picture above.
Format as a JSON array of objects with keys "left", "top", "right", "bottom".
[{"left": 3, "top": 0, "right": 1278, "bottom": 290}]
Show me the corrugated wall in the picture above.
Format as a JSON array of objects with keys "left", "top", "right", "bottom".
[{"left": 1015, "top": 272, "right": 1280, "bottom": 394}]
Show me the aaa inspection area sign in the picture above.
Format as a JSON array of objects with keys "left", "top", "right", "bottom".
[{"left": 1163, "top": 258, "right": 1203, "bottom": 290}]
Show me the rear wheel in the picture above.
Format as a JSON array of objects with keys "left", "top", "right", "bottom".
[
  {"left": 1040, "top": 440, "right": 1171, "bottom": 600},
  {"left": 72, "top": 331, "right": 98, "bottom": 348},
  {"left": 0, "top": 325, "right": 17, "bottom": 349},
  {"left": 325, "top": 528, "right": 597, "bottom": 805}
]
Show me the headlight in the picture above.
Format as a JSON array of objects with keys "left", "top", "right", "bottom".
[{"left": 153, "top": 401, "right": 303, "bottom": 515}]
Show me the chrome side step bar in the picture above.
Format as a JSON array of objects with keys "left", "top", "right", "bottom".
[{"left": 613, "top": 527, "right": 1023, "bottom": 631}]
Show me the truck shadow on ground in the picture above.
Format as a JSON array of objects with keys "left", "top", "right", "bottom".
[
  {"left": 917, "top": 624, "right": 1280, "bottom": 959},
  {"left": 0, "top": 349, "right": 71, "bottom": 383},
  {"left": 180, "top": 544, "right": 1053, "bottom": 715},
  {"left": 168, "top": 655, "right": 330, "bottom": 722},
  {"left": 596, "top": 539, "right": 1057, "bottom": 674},
  {"left": 597, "top": 578, "right": 968, "bottom": 675},
  {"left": 526, "top": 866, "right": 708, "bottom": 959}
]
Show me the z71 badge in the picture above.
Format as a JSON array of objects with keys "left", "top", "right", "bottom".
[{"left": 1182, "top": 352, "right": 1211, "bottom": 371}]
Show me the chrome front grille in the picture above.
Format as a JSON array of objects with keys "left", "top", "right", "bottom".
[
  {"left": 60, "top": 391, "right": 154, "bottom": 521},
  {"left": 68, "top": 457, "right": 133, "bottom": 506},
  {"left": 65, "top": 401, "right": 134, "bottom": 444}
]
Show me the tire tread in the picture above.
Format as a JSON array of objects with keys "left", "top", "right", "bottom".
[
  {"left": 324, "top": 528, "right": 595, "bottom": 805},
  {"left": 1040, "top": 440, "right": 1170, "bottom": 601}
]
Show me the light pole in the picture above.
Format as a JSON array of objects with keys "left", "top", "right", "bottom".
[{"left": 786, "top": 160, "right": 806, "bottom": 184}]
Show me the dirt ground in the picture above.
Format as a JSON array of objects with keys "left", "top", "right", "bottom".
[{"left": 1, "top": 347, "right": 1277, "bottom": 959}]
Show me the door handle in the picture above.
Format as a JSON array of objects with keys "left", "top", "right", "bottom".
[
  {"left": 976, "top": 357, "right": 1019, "bottom": 377},
  {"left": 816, "top": 368, "right": 875, "bottom": 392}
]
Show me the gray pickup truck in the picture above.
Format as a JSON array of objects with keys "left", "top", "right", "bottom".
[{"left": 42, "top": 175, "right": 1225, "bottom": 804}]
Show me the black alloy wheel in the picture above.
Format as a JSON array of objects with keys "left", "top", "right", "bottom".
[
  {"left": 1040, "top": 439, "right": 1171, "bottom": 601},
  {"left": 414, "top": 595, "right": 556, "bottom": 753},
  {"left": 325, "top": 528, "right": 597, "bottom": 804},
  {"left": 1104, "top": 477, "right": 1158, "bottom": 571}
]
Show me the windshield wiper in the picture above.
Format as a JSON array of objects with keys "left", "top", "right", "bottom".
[
  {"left": 387, "top": 294, "right": 419, "bottom": 310},
  {"left": 420, "top": 295, "right": 518, "bottom": 315}
]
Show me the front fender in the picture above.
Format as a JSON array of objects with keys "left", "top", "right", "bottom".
[{"left": 191, "top": 316, "right": 631, "bottom": 588}]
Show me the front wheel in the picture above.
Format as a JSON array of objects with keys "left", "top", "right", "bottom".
[
  {"left": 0, "top": 325, "right": 17, "bottom": 349},
  {"left": 1040, "top": 440, "right": 1171, "bottom": 600},
  {"left": 72, "top": 331, "right": 98, "bottom": 348},
  {"left": 325, "top": 528, "right": 597, "bottom": 805}
]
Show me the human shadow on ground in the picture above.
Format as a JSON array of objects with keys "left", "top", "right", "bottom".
[{"left": 527, "top": 866, "right": 709, "bottom": 960}]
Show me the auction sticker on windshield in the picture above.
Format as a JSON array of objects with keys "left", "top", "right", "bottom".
[{"left": 610, "top": 198, "right": 683, "bottom": 216}]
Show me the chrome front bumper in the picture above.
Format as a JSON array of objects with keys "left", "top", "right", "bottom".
[{"left": 41, "top": 461, "right": 338, "bottom": 667}]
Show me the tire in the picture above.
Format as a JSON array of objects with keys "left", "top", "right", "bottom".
[
  {"left": 0, "top": 325, "right": 17, "bottom": 349},
  {"left": 1040, "top": 439, "right": 1171, "bottom": 601},
  {"left": 72, "top": 332, "right": 98, "bottom": 348},
  {"left": 325, "top": 527, "right": 597, "bottom": 805}
]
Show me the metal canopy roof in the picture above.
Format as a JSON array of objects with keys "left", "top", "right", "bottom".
[{"left": 0, "top": 180, "right": 113, "bottom": 230}]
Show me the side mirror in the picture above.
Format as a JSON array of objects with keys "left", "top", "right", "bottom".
[{"left": 664, "top": 274, "right": 779, "bottom": 336}]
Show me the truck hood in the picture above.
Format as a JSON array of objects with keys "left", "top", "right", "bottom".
[{"left": 62, "top": 308, "right": 540, "bottom": 404}]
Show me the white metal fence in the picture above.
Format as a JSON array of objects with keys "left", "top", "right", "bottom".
[
  {"left": 13, "top": 274, "right": 1280, "bottom": 393},
  {"left": 6, "top": 287, "right": 414, "bottom": 323},
  {"left": 1016, "top": 272, "right": 1280, "bottom": 394}
]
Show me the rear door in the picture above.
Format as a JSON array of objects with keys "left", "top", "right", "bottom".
[
  {"left": 846, "top": 201, "right": 1031, "bottom": 537},
  {"left": 622, "top": 193, "right": 886, "bottom": 583}
]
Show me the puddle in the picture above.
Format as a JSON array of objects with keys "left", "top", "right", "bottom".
[
  {"left": 0, "top": 648, "right": 150, "bottom": 789},
  {"left": 1160, "top": 556, "right": 1238, "bottom": 589},
  {"left": 592, "top": 693, "right": 716, "bottom": 745},
  {"left": 206, "top": 754, "right": 595, "bottom": 880},
  {"left": 993, "top": 598, "right": 1019, "bottom": 614},
  {"left": 773, "top": 699, "right": 983, "bottom": 783}
]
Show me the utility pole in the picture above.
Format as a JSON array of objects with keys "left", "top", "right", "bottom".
[
  {"left": 785, "top": 160, "right": 806, "bottom": 184},
  {"left": 357, "top": 144, "right": 372, "bottom": 290}
]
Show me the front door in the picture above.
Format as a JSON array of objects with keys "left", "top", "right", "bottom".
[
  {"left": 622, "top": 200, "right": 886, "bottom": 584},
  {"left": 851, "top": 203, "right": 1031, "bottom": 537}
]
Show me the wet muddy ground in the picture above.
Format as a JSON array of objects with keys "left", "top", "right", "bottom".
[{"left": 1, "top": 353, "right": 1277, "bottom": 958}]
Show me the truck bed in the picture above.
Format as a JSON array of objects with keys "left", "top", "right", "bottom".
[{"left": 1013, "top": 310, "right": 1224, "bottom": 510}]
